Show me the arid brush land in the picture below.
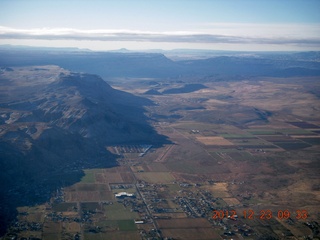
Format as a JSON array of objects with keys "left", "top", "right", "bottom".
[{"left": 0, "top": 47, "right": 319, "bottom": 240}]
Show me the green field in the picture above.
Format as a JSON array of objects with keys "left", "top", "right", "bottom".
[
  {"left": 80, "top": 170, "right": 97, "bottom": 183},
  {"left": 96, "top": 220, "right": 118, "bottom": 229},
  {"left": 81, "top": 169, "right": 105, "bottom": 183},
  {"left": 229, "top": 138, "right": 270, "bottom": 145},
  {"left": 212, "top": 198, "right": 228, "bottom": 207},
  {"left": 52, "top": 202, "right": 77, "bottom": 212},
  {"left": 43, "top": 233, "right": 61, "bottom": 240},
  {"left": 297, "top": 137, "right": 320, "bottom": 145},
  {"left": 246, "top": 130, "right": 280, "bottom": 135},
  {"left": 166, "top": 184, "right": 181, "bottom": 192},
  {"left": 220, "top": 133, "right": 256, "bottom": 138},
  {"left": 81, "top": 202, "right": 101, "bottom": 211},
  {"left": 118, "top": 220, "right": 137, "bottom": 231},
  {"left": 104, "top": 202, "right": 139, "bottom": 220}
]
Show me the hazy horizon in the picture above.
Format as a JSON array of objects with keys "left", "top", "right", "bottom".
[
  {"left": 2, "top": 43, "right": 317, "bottom": 53},
  {"left": 1, "top": 0, "right": 319, "bottom": 52}
]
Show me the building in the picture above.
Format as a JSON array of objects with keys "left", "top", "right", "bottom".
[
  {"left": 134, "top": 220, "right": 144, "bottom": 224},
  {"left": 115, "top": 192, "right": 134, "bottom": 198}
]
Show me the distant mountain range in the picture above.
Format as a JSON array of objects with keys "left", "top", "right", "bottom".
[{"left": 0, "top": 45, "right": 319, "bottom": 78}]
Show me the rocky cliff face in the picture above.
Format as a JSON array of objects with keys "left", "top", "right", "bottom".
[
  {"left": 0, "top": 66, "right": 165, "bottom": 144},
  {"left": 0, "top": 66, "right": 168, "bottom": 235}
]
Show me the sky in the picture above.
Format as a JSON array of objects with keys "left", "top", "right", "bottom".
[{"left": 0, "top": 0, "right": 319, "bottom": 51}]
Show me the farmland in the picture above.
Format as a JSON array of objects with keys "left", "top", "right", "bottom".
[{"left": 5, "top": 76, "right": 320, "bottom": 240}]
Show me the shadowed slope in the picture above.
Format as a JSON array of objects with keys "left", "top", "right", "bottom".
[{"left": 0, "top": 66, "right": 169, "bottom": 236}]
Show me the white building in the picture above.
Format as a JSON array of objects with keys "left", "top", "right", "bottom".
[{"left": 115, "top": 192, "right": 134, "bottom": 198}]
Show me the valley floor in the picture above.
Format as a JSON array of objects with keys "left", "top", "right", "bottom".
[{"left": 4, "top": 77, "right": 320, "bottom": 240}]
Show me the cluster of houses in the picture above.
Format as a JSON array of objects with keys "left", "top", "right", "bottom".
[
  {"left": 10, "top": 221, "right": 42, "bottom": 233},
  {"left": 112, "top": 144, "right": 152, "bottom": 157}
]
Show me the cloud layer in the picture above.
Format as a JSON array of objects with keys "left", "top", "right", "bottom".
[{"left": 0, "top": 25, "right": 319, "bottom": 48}]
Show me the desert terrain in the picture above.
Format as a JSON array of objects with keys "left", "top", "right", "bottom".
[{"left": 4, "top": 73, "right": 319, "bottom": 239}]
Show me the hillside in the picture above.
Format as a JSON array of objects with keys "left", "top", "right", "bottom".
[{"left": 0, "top": 66, "right": 168, "bottom": 235}]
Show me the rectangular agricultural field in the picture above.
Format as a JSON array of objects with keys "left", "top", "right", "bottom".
[
  {"left": 246, "top": 129, "right": 281, "bottom": 135},
  {"left": 200, "top": 183, "right": 231, "bottom": 198},
  {"left": 228, "top": 138, "right": 267, "bottom": 145},
  {"left": 76, "top": 183, "right": 109, "bottom": 192},
  {"left": 148, "top": 162, "right": 170, "bottom": 172},
  {"left": 166, "top": 183, "right": 182, "bottom": 192},
  {"left": 196, "top": 136, "right": 234, "bottom": 146},
  {"left": 223, "top": 197, "right": 241, "bottom": 206},
  {"left": 280, "top": 128, "right": 315, "bottom": 135},
  {"left": 102, "top": 167, "right": 117, "bottom": 173},
  {"left": 65, "top": 190, "right": 113, "bottom": 202},
  {"left": 274, "top": 142, "right": 312, "bottom": 150},
  {"left": 154, "top": 212, "right": 187, "bottom": 218},
  {"left": 17, "top": 206, "right": 44, "bottom": 214},
  {"left": 120, "top": 172, "right": 134, "bottom": 183},
  {"left": 80, "top": 169, "right": 103, "bottom": 183},
  {"left": 130, "top": 165, "right": 145, "bottom": 172},
  {"left": 259, "top": 135, "right": 297, "bottom": 142},
  {"left": 16, "top": 231, "right": 42, "bottom": 240},
  {"left": 104, "top": 202, "right": 139, "bottom": 220},
  {"left": 161, "top": 228, "right": 222, "bottom": 240},
  {"left": 95, "top": 220, "right": 119, "bottom": 231},
  {"left": 213, "top": 198, "right": 229, "bottom": 207},
  {"left": 95, "top": 172, "right": 123, "bottom": 183},
  {"left": 207, "top": 152, "right": 224, "bottom": 161},
  {"left": 80, "top": 173, "right": 95, "bottom": 183},
  {"left": 239, "top": 145, "right": 277, "bottom": 149},
  {"left": 288, "top": 122, "right": 320, "bottom": 129},
  {"left": 77, "top": 191, "right": 103, "bottom": 202},
  {"left": 26, "top": 212, "right": 44, "bottom": 222},
  {"left": 134, "top": 172, "right": 175, "bottom": 183},
  {"left": 296, "top": 137, "right": 320, "bottom": 145},
  {"left": 64, "top": 222, "right": 81, "bottom": 232},
  {"left": 117, "top": 220, "right": 137, "bottom": 231},
  {"left": 205, "top": 145, "right": 237, "bottom": 150},
  {"left": 156, "top": 218, "right": 211, "bottom": 229},
  {"left": 209, "top": 148, "right": 242, "bottom": 153},
  {"left": 43, "top": 233, "right": 61, "bottom": 240},
  {"left": 226, "top": 151, "right": 255, "bottom": 161},
  {"left": 99, "top": 191, "right": 114, "bottom": 200},
  {"left": 43, "top": 222, "right": 61, "bottom": 234},
  {"left": 94, "top": 231, "right": 140, "bottom": 240},
  {"left": 219, "top": 133, "right": 256, "bottom": 139},
  {"left": 52, "top": 202, "right": 77, "bottom": 212},
  {"left": 83, "top": 233, "right": 102, "bottom": 240},
  {"left": 81, "top": 202, "right": 102, "bottom": 211}
]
